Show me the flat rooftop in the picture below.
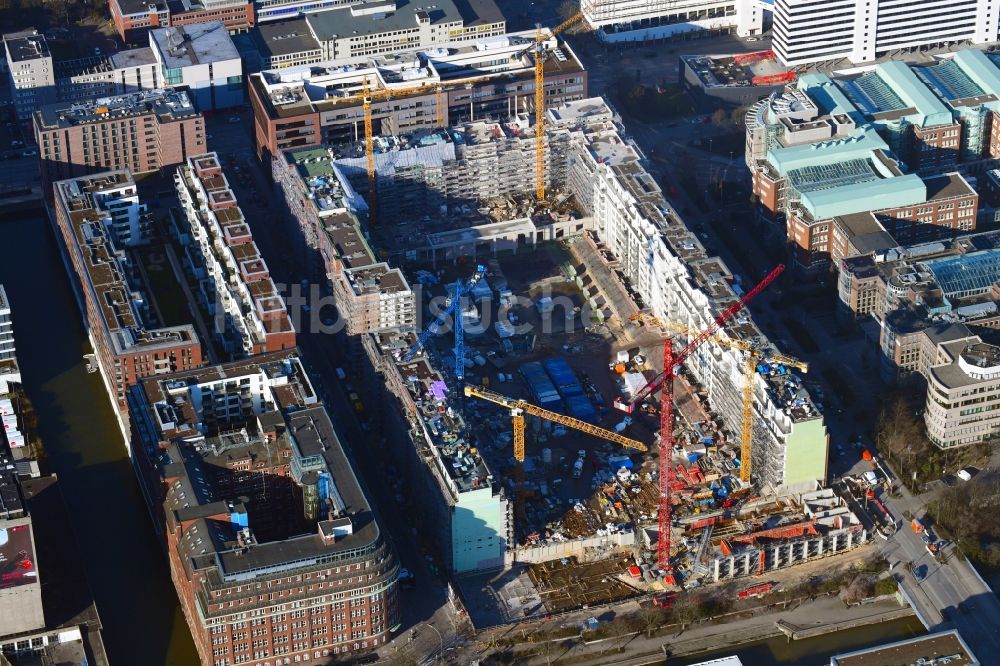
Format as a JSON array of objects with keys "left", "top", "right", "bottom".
[
  {"left": 253, "top": 17, "right": 321, "bottom": 58},
  {"left": 115, "top": 0, "right": 167, "bottom": 13},
  {"left": 3, "top": 30, "right": 49, "bottom": 62},
  {"left": 138, "top": 351, "right": 382, "bottom": 573},
  {"left": 54, "top": 172, "right": 199, "bottom": 355},
  {"left": 305, "top": 0, "right": 502, "bottom": 41},
  {"left": 35, "top": 89, "right": 199, "bottom": 130},
  {"left": 832, "top": 629, "right": 977, "bottom": 666},
  {"left": 150, "top": 22, "right": 239, "bottom": 69}
]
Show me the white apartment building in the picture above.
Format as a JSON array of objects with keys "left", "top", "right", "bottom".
[
  {"left": 305, "top": 0, "right": 506, "bottom": 61},
  {"left": 583, "top": 0, "right": 763, "bottom": 42},
  {"left": 173, "top": 153, "right": 295, "bottom": 357},
  {"left": 773, "top": 0, "right": 1000, "bottom": 66},
  {"left": 552, "top": 99, "right": 828, "bottom": 493},
  {"left": 925, "top": 339, "right": 1000, "bottom": 448},
  {"left": 0, "top": 285, "right": 16, "bottom": 364}
]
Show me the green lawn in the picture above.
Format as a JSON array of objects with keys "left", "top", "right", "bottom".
[{"left": 139, "top": 248, "right": 190, "bottom": 327}]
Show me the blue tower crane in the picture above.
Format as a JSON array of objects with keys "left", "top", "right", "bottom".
[{"left": 401, "top": 265, "right": 486, "bottom": 374}]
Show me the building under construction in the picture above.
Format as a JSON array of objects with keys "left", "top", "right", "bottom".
[{"left": 271, "top": 96, "right": 834, "bottom": 580}]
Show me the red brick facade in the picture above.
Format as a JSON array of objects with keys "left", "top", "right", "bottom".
[{"left": 110, "top": 0, "right": 253, "bottom": 44}]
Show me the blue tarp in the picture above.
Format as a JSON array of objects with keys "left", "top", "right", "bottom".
[
  {"left": 520, "top": 362, "right": 561, "bottom": 405},
  {"left": 566, "top": 394, "right": 598, "bottom": 423},
  {"left": 543, "top": 358, "right": 585, "bottom": 397}
]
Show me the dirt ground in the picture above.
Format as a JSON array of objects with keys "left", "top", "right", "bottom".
[{"left": 527, "top": 556, "right": 641, "bottom": 614}]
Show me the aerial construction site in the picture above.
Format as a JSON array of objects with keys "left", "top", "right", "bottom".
[{"left": 268, "top": 29, "right": 875, "bottom": 619}]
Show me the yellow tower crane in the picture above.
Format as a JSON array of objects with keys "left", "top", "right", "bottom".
[
  {"left": 464, "top": 385, "right": 647, "bottom": 462},
  {"left": 627, "top": 313, "right": 808, "bottom": 483},
  {"left": 528, "top": 8, "right": 590, "bottom": 201}
]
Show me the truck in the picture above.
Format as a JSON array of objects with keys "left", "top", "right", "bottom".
[
  {"left": 737, "top": 582, "right": 774, "bottom": 599},
  {"left": 911, "top": 518, "right": 925, "bottom": 534}
]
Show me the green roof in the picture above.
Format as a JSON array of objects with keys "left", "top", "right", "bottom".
[
  {"left": 288, "top": 148, "right": 335, "bottom": 178},
  {"left": 801, "top": 173, "right": 926, "bottom": 219}
]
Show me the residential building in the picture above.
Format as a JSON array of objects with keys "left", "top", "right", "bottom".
[
  {"left": 150, "top": 23, "right": 245, "bottom": 111},
  {"left": 773, "top": 0, "right": 998, "bottom": 66},
  {"left": 583, "top": 0, "right": 763, "bottom": 42},
  {"left": 172, "top": 153, "right": 297, "bottom": 356},
  {"left": 304, "top": 0, "right": 505, "bottom": 61},
  {"left": 3, "top": 29, "right": 55, "bottom": 120},
  {"left": 0, "top": 285, "right": 21, "bottom": 395},
  {"left": 355, "top": 328, "right": 511, "bottom": 573},
  {"left": 830, "top": 629, "right": 978, "bottom": 665},
  {"left": 127, "top": 351, "right": 399, "bottom": 664},
  {"left": 33, "top": 90, "right": 205, "bottom": 184},
  {"left": 110, "top": 0, "right": 254, "bottom": 44},
  {"left": 0, "top": 462, "right": 44, "bottom": 637},
  {"left": 549, "top": 99, "right": 827, "bottom": 494},
  {"left": 0, "top": 285, "right": 15, "bottom": 364},
  {"left": 52, "top": 171, "right": 204, "bottom": 409},
  {"left": 249, "top": 26, "right": 587, "bottom": 162}
]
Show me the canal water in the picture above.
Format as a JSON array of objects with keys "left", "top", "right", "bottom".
[
  {"left": 0, "top": 214, "right": 198, "bottom": 665},
  {"left": 0, "top": 212, "right": 936, "bottom": 665}
]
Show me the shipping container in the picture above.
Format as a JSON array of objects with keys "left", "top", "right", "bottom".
[
  {"left": 520, "top": 362, "right": 562, "bottom": 408},
  {"left": 565, "top": 394, "right": 598, "bottom": 423},
  {"left": 543, "top": 358, "right": 585, "bottom": 397}
]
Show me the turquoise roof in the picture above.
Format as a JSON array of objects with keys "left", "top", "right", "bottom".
[
  {"left": 950, "top": 50, "right": 1000, "bottom": 111},
  {"left": 767, "top": 129, "right": 889, "bottom": 176},
  {"left": 796, "top": 72, "right": 863, "bottom": 122},
  {"left": 871, "top": 61, "right": 953, "bottom": 128},
  {"left": 801, "top": 174, "right": 926, "bottom": 219}
]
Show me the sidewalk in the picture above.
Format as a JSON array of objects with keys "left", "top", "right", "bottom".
[{"left": 479, "top": 594, "right": 911, "bottom": 665}]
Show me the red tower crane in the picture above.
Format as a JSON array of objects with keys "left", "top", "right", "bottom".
[{"left": 641, "top": 265, "right": 785, "bottom": 570}]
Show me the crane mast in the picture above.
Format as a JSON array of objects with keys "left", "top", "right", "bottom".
[{"left": 656, "top": 265, "right": 784, "bottom": 569}]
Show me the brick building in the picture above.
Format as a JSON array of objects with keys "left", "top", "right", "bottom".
[
  {"left": 52, "top": 171, "right": 204, "bottom": 409},
  {"left": 110, "top": 0, "right": 253, "bottom": 44},
  {"left": 33, "top": 89, "right": 205, "bottom": 185},
  {"left": 128, "top": 351, "right": 400, "bottom": 665}
]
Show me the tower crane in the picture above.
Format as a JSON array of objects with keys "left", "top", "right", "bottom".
[
  {"left": 464, "top": 385, "right": 647, "bottom": 462},
  {"left": 627, "top": 314, "right": 807, "bottom": 484},
  {"left": 521, "top": 6, "right": 593, "bottom": 201},
  {"left": 401, "top": 265, "right": 485, "bottom": 379},
  {"left": 616, "top": 265, "right": 784, "bottom": 570}
]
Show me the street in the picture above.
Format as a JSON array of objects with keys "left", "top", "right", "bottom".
[{"left": 202, "top": 114, "right": 466, "bottom": 662}]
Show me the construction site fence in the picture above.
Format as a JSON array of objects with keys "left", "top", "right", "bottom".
[{"left": 508, "top": 531, "right": 636, "bottom": 566}]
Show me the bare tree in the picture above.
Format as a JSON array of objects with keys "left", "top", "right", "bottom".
[
  {"left": 710, "top": 109, "right": 728, "bottom": 127},
  {"left": 670, "top": 595, "right": 699, "bottom": 633},
  {"left": 875, "top": 395, "right": 924, "bottom": 480},
  {"left": 638, "top": 605, "right": 667, "bottom": 639}
]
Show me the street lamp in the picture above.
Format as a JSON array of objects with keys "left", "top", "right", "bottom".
[{"left": 421, "top": 623, "right": 444, "bottom": 663}]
